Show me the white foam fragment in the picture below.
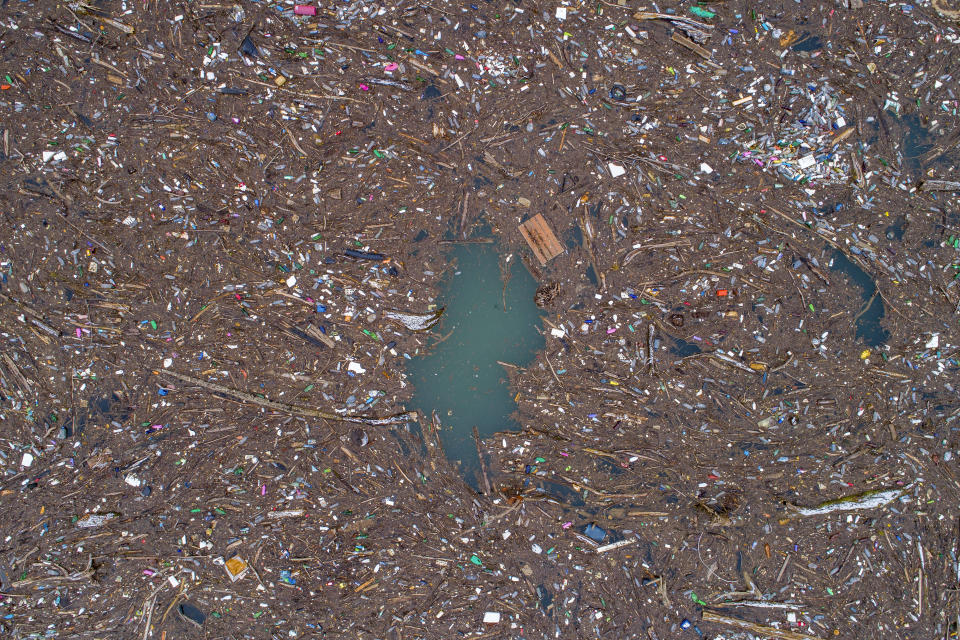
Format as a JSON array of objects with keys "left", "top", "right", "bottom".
[
  {"left": 347, "top": 361, "right": 366, "bottom": 374},
  {"left": 797, "top": 154, "right": 816, "bottom": 169},
  {"left": 483, "top": 612, "right": 501, "bottom": 624}
]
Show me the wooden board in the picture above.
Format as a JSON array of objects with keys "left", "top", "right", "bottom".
[{"left": 519, "top": 214, "right": 564, "bottom": 265}]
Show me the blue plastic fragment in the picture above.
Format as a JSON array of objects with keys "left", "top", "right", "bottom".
[{"left": 584, "top": 523, "right": 606, "bottom": 542}]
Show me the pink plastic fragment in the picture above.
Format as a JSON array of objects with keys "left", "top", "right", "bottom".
[
  {"left": 384, "top": 62, "right": 398, "bottom": 72},
  {"left": 294, "top": 4, "right": 316, "bottom": 15}
]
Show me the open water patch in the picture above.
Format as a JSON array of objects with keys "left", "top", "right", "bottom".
[
  {"left": 406, "top": 240, "right": 544, "bottom": 489},
  {"left": 829, "top": 249, "right": 889, "bottom": 347}
]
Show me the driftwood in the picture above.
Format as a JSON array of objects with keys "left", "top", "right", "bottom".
[
  {"left": 158, "top": 369, "right": 416, "bottom": 426},
  {"left": 919, "top": 179, "right": 960, "bottom": 192},
  {"left": 785, "top": 486, "right": 908, "bottom": 517},
  {"left": 702, "top": 611, "right": 822, "bottom": 640},
  {"left": 932, "top": 0, "right": 960, "bottom": 20},
  {"left": 12, "top": 555, "right": 95, "bottom": 589}
]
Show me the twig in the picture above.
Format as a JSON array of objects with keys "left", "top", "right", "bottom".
[
  {"left": 462, "top": 501, "right": 522, "bottom": 534},
  {"left": 647, "top": 324, "right": 655, "bottom": 373},
  {"left": 545, "top": 355, "right": 563, "bottom": 387},
  {"left": 232, "top": 76, "right": 362, "bottom": 102},
  {"left": 140, "top": 582, "right": 167, "bottom": 640},
  {"left": 473, "top": 426, "right": 492, "bottom": 495},
  {"left": 769, "top": 350, "right": 795, "bottom": 373},
  {"left": 788, "top": 271, "right": 808, "bottom": 310},
  {"left": 672, "top": 268, "right": 765, "bottom": 290},
  {"left": 776, "top": 553, "right": 791, "bottom": 582},
  {"left": 159, "top": 583, "right": 187, "bottom": 627},
  {"left": 851, "top": 291, "right": 879, "bottom": 325},
  {"left": 287, "top": 129, "right": 308, "bottom": 156},
  {"left": 89, "top": 56, "right": 128, "bottom": 78},
  {"left": 657, "top": 576, "right": 672, "bottom": 608},
  {"left": 556, "top": 474, "right": 647, "bottom": 500}
]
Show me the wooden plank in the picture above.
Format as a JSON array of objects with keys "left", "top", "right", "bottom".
[
  {"left": 519, "top": 214, "right": 563, "bottom": 265},
  {"left": 531, "top": 215, "right": 563, "bottom": 259},
  {"left": 671, "top": 32, "right": 713, "bottom": 61},
  {"left": 518, "top": 224, "right": 547, "bottom": 265}
]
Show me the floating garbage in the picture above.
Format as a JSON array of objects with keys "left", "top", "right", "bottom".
[
  {"left": 0, "top": 0, "right": 956, "bottom": 638},
  {"left": 786, "top": 487, "right": 909, "bottom": 517},
  {"left": 382, "top": 308, "right": 444, "bottom": 331}
]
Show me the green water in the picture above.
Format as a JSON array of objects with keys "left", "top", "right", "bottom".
[
  {"left": 406, "top": 242, "right": 544, "bottom": 490},
  {"left": 830, "top": 249, "right": 889, "bottom": 347}
]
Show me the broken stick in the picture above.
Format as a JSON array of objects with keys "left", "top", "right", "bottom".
[
  {"left": 702, "top": 611, "right": 822, "bottom": 640},
  {"left": 158, "top": 369, "right": 416, "bottom": 425}
]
